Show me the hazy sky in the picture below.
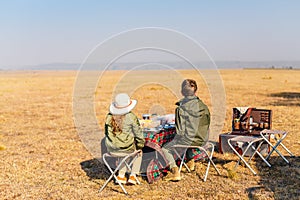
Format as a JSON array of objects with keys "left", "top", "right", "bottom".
[{"left": 0, "top": 0, "right": 299, "bottom": 68}]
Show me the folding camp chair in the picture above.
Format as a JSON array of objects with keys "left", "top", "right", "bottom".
[
  {"left": 172, "top": 142, "right": 221, "bottom": 181},
  {"left": 99, "top": 150, "right": 142, "bottom": 195},
  {"left": 260, "top": 129, "right": 294, "bottom": 164},
  {"left": 228, "top": 135, "right": 271, "bottom": 175}
]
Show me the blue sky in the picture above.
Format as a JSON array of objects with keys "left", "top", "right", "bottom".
[{"left": 0, "top": 0, "right": 299, "bottom": 68}]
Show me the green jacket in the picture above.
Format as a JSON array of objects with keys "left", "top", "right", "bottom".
[
  {"left": 175, "top": 96, "right": 210, "bottom": 146},
  {"left": 104, "top": 112, "right": 145, "bottom": 153}
]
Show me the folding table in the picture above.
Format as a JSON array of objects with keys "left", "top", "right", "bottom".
[{"left": 228, "top": 135, "right": 271, "bottom": 175}]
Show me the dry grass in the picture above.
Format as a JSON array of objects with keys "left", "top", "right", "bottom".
[{"left": 0, "top": 69, "right": 299, "bottom": 199}]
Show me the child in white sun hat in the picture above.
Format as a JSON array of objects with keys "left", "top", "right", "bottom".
[{"left": 104, "top": 93, "right": 145, "bottom": 185}]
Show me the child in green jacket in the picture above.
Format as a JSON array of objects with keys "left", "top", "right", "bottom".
[{"left": 105, "top": 93, "right": 145, "bottom": 185}]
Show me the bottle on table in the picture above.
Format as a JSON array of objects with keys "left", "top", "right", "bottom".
[{"left": 249, "top": 116, "right": 253, "bottom": 133}]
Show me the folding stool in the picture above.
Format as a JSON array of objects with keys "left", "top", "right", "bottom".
[
  {"left": 228, "top": 135, "right": 271, "bottom": 175},
  {"left": 260, "top": 129, "right": 295, "bottom": 164},
  {"left": 99, "top": 150, "right": 141, "bottom": 195},
  {"left": 172, "top": 142, "right": 221, "bottom": 181}
]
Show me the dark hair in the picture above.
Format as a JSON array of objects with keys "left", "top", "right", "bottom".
[{"left": 181, "top": 79, "right": 197, "bottom": 96}]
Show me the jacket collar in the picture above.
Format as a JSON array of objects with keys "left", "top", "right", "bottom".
[{"left": 176, "top": 95, "right": 198, "bottom": 106}]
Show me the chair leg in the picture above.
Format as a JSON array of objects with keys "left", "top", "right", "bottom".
[
  {"left": 180, "top": 151, "right": 189, "bottom": 173},
  {"left": 201, "top": 143, "right": 221, "bottom": 182},
  {"left": 279, "top": 142, "right": 294, "bottom": 157},
  {"left": 263, "top": 133, "right": 292, "bottom": 164},
  {"left": 203, "top": 150, "right": 211, "bottom": 182},
  {"left": 99, "top": 151, "right": 142, "bottom": 194},
  {"left": 266, "top": 139, "right": 290, "bottom": 164},
  {"left": 228, "top": 140, "right": 257, "bottom": 175},
  {"left": 205, "top": 143, "right": 221, "bottom": 175},
  {"left": 172, "top": 144, "right": 221, "bottom": 181},
  {"left": 174, "top": 149, "right": 190, "bottom": 173},
  {"left": 248, "top": 141, "right": 271, "bottom": 168},
  {"left": 274, "top": 133, "right": 294, "bottom": 156},
  {"left": 99, "top": 154, "right": 128, "bottom": 194}
]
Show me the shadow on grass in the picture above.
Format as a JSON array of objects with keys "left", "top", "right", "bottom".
[
  {"left": 268, "top": 92, "right": 300, "bottom": 107},
  {"left": 249, "top": 155, "right": 300, "bottom": 199},
  {"left": 80, "top": 158, "right": 110, "bottom": 180},
  {"left": 80, "top": 158, "right": 128, "bottom": 194},
  {"left": 80, "top": 138, "right": 110, "bottom": 180}
]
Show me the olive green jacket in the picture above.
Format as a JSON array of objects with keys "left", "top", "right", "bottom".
[
  {"left": 175, "top": 95, "right": 210, "bottom": 146},
  {"left": 104, "top": 112, "right": 145, "bottom": 153}
]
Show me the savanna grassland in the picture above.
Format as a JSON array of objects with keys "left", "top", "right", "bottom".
[{"left": 0, "top": 69, "right": 299, "bottom": 199}]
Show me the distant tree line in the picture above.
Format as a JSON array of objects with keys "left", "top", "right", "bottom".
[{"left": 271, "top": 66, "right": 293, "bottom": 69}]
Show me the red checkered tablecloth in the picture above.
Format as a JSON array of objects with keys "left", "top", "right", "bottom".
[
  {"left": 143, "top": 126, "right": 176, "bottom": 147},
  {"left": 143, "top": 126, "right": 206, "bottom": 161}
]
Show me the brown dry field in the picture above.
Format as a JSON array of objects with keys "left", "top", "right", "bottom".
[{"left": 0, "top": 69, "right": 299, "bottom": 200}]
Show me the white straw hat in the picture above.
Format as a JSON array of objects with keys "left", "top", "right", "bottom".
[{"left": 109, "top": 93, "right": 137, "bottom": 115}]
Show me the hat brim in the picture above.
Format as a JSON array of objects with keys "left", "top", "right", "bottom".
[{"left": 109, "top": 100, "right": 137, "bottom": 115}]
